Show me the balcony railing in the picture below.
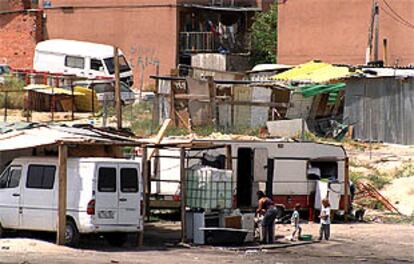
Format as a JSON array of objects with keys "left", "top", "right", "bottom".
[
  {"left": 179, "top": 32, "right": 216, "bottom": 53},
  {"left": 179, "top": 31, "right": 251, "bottom": 54}
]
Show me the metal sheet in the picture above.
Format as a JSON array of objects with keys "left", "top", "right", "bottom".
[{"left": 344, "top": 77, "right": 414, "bottom": 145}]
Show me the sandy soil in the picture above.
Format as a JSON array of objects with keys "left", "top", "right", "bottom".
[
  {"left": 0, "top": 222, "right": 413, "bottom": 264},
  {"left": 382, "top": 176, "right": 414, "bottom": 216}
]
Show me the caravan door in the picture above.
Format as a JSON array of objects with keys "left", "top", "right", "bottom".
[{"left": 252, "top": 148, "right": 268, "bottom": 206}]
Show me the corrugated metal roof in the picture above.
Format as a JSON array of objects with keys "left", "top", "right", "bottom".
[
  {"left": 0, "top": 123, "right": 140, "bottom": 152},
  {"left": 271, "top": 61, "right": 354, "bottom": 83}
]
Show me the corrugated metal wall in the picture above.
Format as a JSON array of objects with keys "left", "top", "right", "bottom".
[{"left": 344, "top": 77, "right": 414, "bottom": 145}]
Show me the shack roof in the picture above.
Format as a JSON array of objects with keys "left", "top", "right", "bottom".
[
  {"left": 0, "top": 123, "right": 141, "bottom": 151},
  {"left": 271, "top": 61, "right": 356, "bottom": 83}
]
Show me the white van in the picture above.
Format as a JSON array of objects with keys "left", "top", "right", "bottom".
[
  {"left": 0, "top": 157, "right": 142, "bottom": 246},
  {"left": 33, "top": 39, "right": 134, "bottom": 86}
]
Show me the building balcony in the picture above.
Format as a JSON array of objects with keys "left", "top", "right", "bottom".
[{"left": 179, "top": 31, "right": 251, "bottom": 54}]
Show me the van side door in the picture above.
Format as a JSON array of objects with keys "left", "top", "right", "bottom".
[
  {"left": 118, "top": 165, "right": 140, "bottom": 225},
  {"left": 0, "top": 165, "right": 23, "bottom": 229},
  {"left": 20, "top": 164, "right": 57, "bottom": 231},
  {"left": 94, "top": 165, "right": 119, "bottom": 225}
]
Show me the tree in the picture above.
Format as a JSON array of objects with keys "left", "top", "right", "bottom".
[{"left": 251, "top": 3, "right": 278, "bottom": 64}]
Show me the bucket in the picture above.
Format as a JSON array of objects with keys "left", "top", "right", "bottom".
[{"left": 300, "top": 234, "right": 313, "bottom": 241}]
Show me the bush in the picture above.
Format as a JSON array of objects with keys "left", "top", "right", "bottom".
[{"left": 0, "top": 77, "right": 25, "bottom": 109}]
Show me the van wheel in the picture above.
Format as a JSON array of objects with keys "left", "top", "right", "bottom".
[
  {"left": 105, "top": 233, "right": 128, "bottom": 247},
  {"left": 65, "top": 220, "right": 80, "bottom": 247}
]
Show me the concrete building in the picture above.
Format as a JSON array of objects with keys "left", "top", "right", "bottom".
[
  {"left": 1, "top": 0, "right": 267, "bottom": 90},
  {"left": 277, "top": 0, "right": 414, "bottom": 66}
]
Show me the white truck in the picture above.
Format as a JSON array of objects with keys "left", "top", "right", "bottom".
[
  {"left": 0, "top": 157, "right": 142, "bottom": 246},
  {"left": 33, "top": 39, "right": 134, "bottom": 86}
]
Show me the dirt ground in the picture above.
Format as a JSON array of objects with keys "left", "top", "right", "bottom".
[{"left": 0, "top": 222, "right": 413, "bottom": 264}]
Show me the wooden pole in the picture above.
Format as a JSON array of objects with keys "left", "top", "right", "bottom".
[
  {"left": 152, "top": 65, "right": 160, "bottom": 130},
  {"left": 71, "top": 79, "right": 75, "bottom": 121},
  {"left": 57, "top": 144, "right": 68, "bottom": 245},
  {"left": 225, "top": 144, "right": 232, "bottom": 170},
  {"left": 114, "top": 46, "right": 122, "bottom": 129},
  {"left": 138, "top": 146, "right": 148, "bottom": 246},
  {"left": 147, "top": 118, "right": 172, "bottom": 161},
  {"left": 180, "top": 148, "right": 187, "bottom": 243},
  {"left": 146, "top": 159, "right": 151, "bottom": 221},
  {"left": 383, "top": 38, "right": 388, "bottom": 65},
  {"left": 4, "top": 91, "right": 8, "bottom": 122},
  {"left": 344, "top": 157, "right": 350, "bottom": 222}
]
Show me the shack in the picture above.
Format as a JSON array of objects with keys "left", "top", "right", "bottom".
[{"left": 140, "top": 138, "right": 350, "bottom": 221}]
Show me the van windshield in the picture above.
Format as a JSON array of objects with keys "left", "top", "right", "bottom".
[{"left": 104, "top": 55, "right": 131, "bottom": 74}]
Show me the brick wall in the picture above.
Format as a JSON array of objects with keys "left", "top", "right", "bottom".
[{"left": 0, "top": 1, "right": 43, "bottom": 68}]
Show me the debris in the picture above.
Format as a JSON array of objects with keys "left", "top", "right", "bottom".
[{"left": 355, "top": 182, "right": 402, "bottom": 214}]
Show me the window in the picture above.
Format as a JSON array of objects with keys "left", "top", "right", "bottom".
[
  {"left": 26, "top": 165, "right": 56, "bottom": 189},
  {"left": 121, "top": 168, "right": 138, "bottom": 193},
  {"left": 104, "top": 55, "right": 131, "bottom": 74},
  {"left": 98, "top": 167, "right": 116, "bottom": 192},
  {"left": 0, "top": 166, "right": 21, "bottom": 189},
  {"left": 308, "top": 162, "right": 338, "bottom": 180},
  {"left": 65, "top": 56, "right": 85, "bottom": 69},
  {"left": 90, "top": 59, "right": 104, "bottom": 71}
]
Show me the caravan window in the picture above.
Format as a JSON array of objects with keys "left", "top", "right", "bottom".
[
  {"left": 65, "top": 56, "right": 85, "bottom": 69},
  {"left": 0, "top": 166, "right": 22, "bottom": 189},
  {"left": 120, "top": 168, "right": 138, "bottom": 193},
  {"left": 90, "top": 59, "right": 104, "bottom": 71},
  {"left": 98, "top": 167, "right": 116, "bottom": 192},
  {"left": 308, "top": 162, "right": 338, "bottom": 180},
  {"left": 26, "top": 165, "right": 56, "bottom": 189}
]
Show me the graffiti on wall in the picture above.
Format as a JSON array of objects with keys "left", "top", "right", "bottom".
[{"left": 129, "top": 46, "right": 160, "bottom": 91}]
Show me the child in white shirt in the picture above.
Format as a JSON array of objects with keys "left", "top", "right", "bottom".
[
  {"left": 319, "top": 198, "right": 331, "bottom": 240},
  {"left": 290, "top": 203, "right": 302, "bottom": 241}
]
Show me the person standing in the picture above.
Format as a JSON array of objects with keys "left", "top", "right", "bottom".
[
  {"left": 256, "top": 191, "right": 279, "bottom": 244},
  {"left": 319, "top": 198, "right": 331, "bottom": 240},
  {"left": 290, "top": 203, "right": 302, "bottom": 241}
]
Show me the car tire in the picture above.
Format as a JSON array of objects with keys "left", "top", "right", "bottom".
[
  {"left": 105, "top": 233, "right": 128, "bottom": 247},
  {"left": 65, "top": 220, "right": 80, "bottom": 247}
]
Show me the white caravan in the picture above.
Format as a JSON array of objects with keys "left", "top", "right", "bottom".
[
  {"left": 0, "top": 157, "right": 142, "bottom": 246},
  {"left": 33, "top": 39, "right": 134, "bottom": 86},
  {"left": 140, "top": 140, "right": 348, "bottom": 214}
]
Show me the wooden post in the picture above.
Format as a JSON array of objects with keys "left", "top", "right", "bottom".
[
  {"left": 51, "top": 85, "right": 55, "bottom": 122},
  {"left": 70, "top": 79, "right": 75, "bottom": 121},
  {"left": 4, "top": 91, "right": 8, "bottom": 122},
  {"left": 152, "top": 65, "right": 160, "bottom": 129},
  {"left": 207, "top": 76, "right": 217, "bottom": 128},
  {"left": 180, "top": 148, "right": 187, "bottom": 243},
  {"left": 225, "top": 145, "right": 232, "bottom": 170},
  {"left": 114, "top": 47, "right": 122, "bottom": 129},
  {"left": 383, "top": 38, "right": 388, "bottom": 65},
  {"left": 169, "top": 82, "right": 176, "bottom": 126},
  {"left": 145, "top": 159, "right": 151, "bottom": 221},
  {"left": 344, "top": 157, "right": 350, "bottom": 222},
  {"left": 138, "top": 146, "right": 148, "bottom": 246},
  {"left": 57, "top": 144, "right": 68, "bottom": 245}
]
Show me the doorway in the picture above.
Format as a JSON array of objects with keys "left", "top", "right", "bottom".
[{"left": 237, "top": 148, "right": 253, "bottom": 208}]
